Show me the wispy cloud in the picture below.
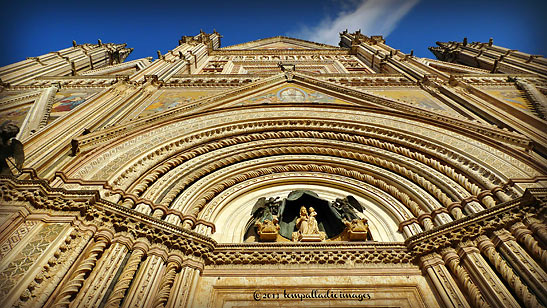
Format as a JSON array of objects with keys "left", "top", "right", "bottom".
[{"left": 288, "top": 0, "right": 419, "bottom": 45}]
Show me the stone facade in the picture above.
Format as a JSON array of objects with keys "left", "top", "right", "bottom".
[{"left": 0, "top": 30, "right": 546, "bottom": 307}]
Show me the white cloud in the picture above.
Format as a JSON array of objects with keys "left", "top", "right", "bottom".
[{"left": 288, "top": 0, "right": 419, "bottom": 45}]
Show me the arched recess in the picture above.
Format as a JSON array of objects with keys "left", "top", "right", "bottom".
[
  {"left": 60, "top": 105, "right": 545, "bottom": 240},
  {"left": 196, "top": 173, "right": 411, "bottom": 243}
]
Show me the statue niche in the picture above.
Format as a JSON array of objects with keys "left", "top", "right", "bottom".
[{"left": 245, "top": 190, "right": 372, "bottom": 242}]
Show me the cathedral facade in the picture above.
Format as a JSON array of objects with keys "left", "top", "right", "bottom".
[{"left": 0, "top": 30, "right": 546, "bottom": 307}]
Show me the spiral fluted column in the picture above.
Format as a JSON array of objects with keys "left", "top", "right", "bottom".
[
  {"left": 51, "top": 230, "right": 112, "bottom": 308},
  {"left": 420, "top": 253, "right": 471, "bottom": 308},
  {"left": 104, "top": 240, "right": 149, "bottom": 308},
  {"left": 524, "top": 216, "right": 547, "bottom": 244},
  {"left": 441, "top": 248, "right": 489, "bottom": 308},
  {"left": 476, "top": 236, "right": 543, "bottom": 308},
  {"left": 151, "top": 255, "right": 182, "bottom": 308},
  {"left": 511, "top": 222, "right": 547, "bottom": 271}
]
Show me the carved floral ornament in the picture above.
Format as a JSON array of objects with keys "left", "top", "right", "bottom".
[{"left": 1, "top": 177, "right": 544, "bottom": 267}]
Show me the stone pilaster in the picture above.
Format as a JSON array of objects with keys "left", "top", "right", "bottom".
[
  {"left": 524, "top": 216, "right": 547, "bottom": 244},
  {"left": 121, "top": 245, "right": 168, "bottom": 308},
  {"left": 420, "top": 253, "right": 471, "bottom": 308},
  {"left": 18, "top": 85, "right": 58, "bottom": 141},
  {"left": 476, "top": 235, "right": 542, "bottom": 308},
  {"left": 457, "top": 241, "right": 520, "bottom": 308},
  {"left": 71, "top": 233, "right": 133, "bottom": 308},
  {"left": 17, "top": 228, "right": 92, "bottom": 308},
  {"left": 167, "top": 255, "right": 204, "bottom": 308}
]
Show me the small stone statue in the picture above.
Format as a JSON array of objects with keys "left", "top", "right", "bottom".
[
  {"left": 0, "top": 121, "right": 24, "bottom": 175},
  {"left": 344, "top": 218, "right": 370, "bottom": 241},
  {"left": 250, "top": 196, "right": 280, "bottom": 241},
  {"left": 292, "top": 206, "right": 325, "bottom": 242},
  {"left": 255, "top": 217, "right": 280, "bottom": 241}
]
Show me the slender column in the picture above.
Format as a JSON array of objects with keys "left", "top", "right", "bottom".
[
  {"left": 121, "top": 245, "right": 167, "bottom": 308},
  {"left": 51, "top": 229, "right": 113, "bottom": 308},
  {"left": 492, "top": 229, "right": 547, "bottom": 304},
  {"left": 524, "top": 216, "right": 547, "bottom": 244},
  {"left": 72, "top": 241, "right": 128, "bottom": 308},
  {"left": 419, "top": 253, "right": 471, "bottom": 308},
  {"left": 441, "top": 247, "right": 490, "bottom": 308},
  {"left": 457, "top": 241, "right": 520, "bottom": 308},
  {"left": 476, "top": 236, "right": 542, "bottom": 308},
  {"left": 477, "top": 191, "right": 496, "bottom": 209},
  {"left": 151, "top": 254, "right": 183, "bottom": 308},
  {"left": 167, "top": 256, "right": 204, "bottom": 308},
  {"left": 510, "top": 222, "right": 547, "bottom": 271},
  {"left": 104, "top": 239, "right": 149, "bottom": 308}
]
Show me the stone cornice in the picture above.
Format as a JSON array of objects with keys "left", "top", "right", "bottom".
[
  {"left": 210, "top": 49, "right": 349, "bottom": 56},
  {"left": 405, "top": 188, "right": 546, "bottom": 258},
  {"left": 209, "top": 242, "right": 411, "bottom": 266},
  {"left": 0, "top": 176, "right": 216, "bottom": 257},
  {"left": 2, "top": 176, "right": 544, "bottom": 266}
]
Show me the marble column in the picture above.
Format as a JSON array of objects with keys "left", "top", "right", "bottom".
[
  {"left": 491, "top": 229, "right": 547, "bottom": 305},
  {"left": 523, "top": 216, "right": 547, "bottom": 245},
  {"left": 150, "top": 254, "right": 183, "bottom": 308},
  {"left": 441, "top": 247, "right": 489, "bottom": 308},
  {"left": 167, "top": 256, "right": 204, "bottom": 308},
  {"left": 510, "top": 222, "right": 547, "bottom": 271},
  {"left": 121, "top": 245, "right": 167, "bottom": 308},
  {"left": 103, "top": 239, "right": 149, "bottom": 308},
  {"left": 420, "top": 253, "right": 471, "bottom": 308},
  {"left": 476, "top": 235, "right": 542, "bottom": 308},
  {"left": 457, "top": 241, "right": 520, "bottom": 308},
  {"left": 51, "top": 229, "right": 113, "bottom": 308}
]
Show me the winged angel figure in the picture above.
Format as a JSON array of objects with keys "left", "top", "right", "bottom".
[{"left": 0, "top": 121, "right": 24, "bottom": 175}]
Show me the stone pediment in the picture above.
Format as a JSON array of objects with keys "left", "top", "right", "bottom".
[{"left": 221, "top": 36, "right": 341, "bottom": 50}]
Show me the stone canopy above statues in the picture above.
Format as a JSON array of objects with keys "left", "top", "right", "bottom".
[{"left": 245, "top": 190, "right": 371, "bottom": 242}]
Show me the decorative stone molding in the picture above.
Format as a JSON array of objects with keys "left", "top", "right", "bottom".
[
  {"left": 476, "top": 235, "right": 542, "bottom": 308},
  {"left": 406, "top": 188, "right": 546, "bottom": 258}
]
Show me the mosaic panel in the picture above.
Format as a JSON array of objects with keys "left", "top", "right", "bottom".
[
  {"left": 138, "top": 90, "right": 220, "bottom": 118},
  {"left": 483, "top": 87, "right": 532, "bottom": 110},
  {"left": 239, "top": 84, "right": 352, "bottom": 106},
  {"left": 368, "top": 89, "right": 446, "bottom": 111},
  {"left": 0, "top": 104, "right": 32, "bottom": 127},
  {"left": 0, "top": 220, "right": 39, "bottom": 260},
  {"left": 0, "top": 223, "right": 65, "bottom": 298},
  {"left": 47, "top": 90, "right": 98, "bottom": 124}
]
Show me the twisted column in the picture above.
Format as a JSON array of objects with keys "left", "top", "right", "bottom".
[
  {"left": 151, "top": 255, "right": 182, "bottom": 308},
  {"left": 441, "top": 248, "right": 489, "bottom": 308},
  {"left": 104, "top": 240, "right": 148, "bottom": 308},
  {"left": 524, "top": 216, "right": 547, "bottom": 244},
  {"left": 491, "top": 229, "right": 547, "bottom": 305},
  {"left": 52, "top": 230, "right": 112, "bottom": 308},
  {"left": 510, "top": 222, "right": 547, "bottom": 271},
  {"left": 420, "top": 253, "right": 471, "bottom": 308},
  {"left": 457, "top": 242, "right": 520, "bottom": 308},
  {"left": 476, "top": 236, "right": 543, "bottom": 308}
]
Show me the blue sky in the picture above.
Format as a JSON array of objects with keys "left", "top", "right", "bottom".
[{"left": 1, "top": 0, "right": 545, "bottom": 67}]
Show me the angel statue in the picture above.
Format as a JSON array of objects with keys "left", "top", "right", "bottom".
[{"left": 0, "top": 121, "right": 24, "bottom": 175}]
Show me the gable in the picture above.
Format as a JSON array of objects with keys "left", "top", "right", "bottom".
[
  {"left": 227, "top": 83, "right": 360, "bottom": 108},
  {"left": 221, "top": 36, "right": 340, "bottom": 50}
]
